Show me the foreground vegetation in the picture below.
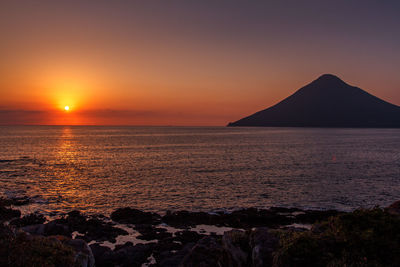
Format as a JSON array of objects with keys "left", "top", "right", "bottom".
[
  {"left": 0, "top": 225, "right": 76, "bottom": 267},
  {"left": 274, "top": 208, "right": 400, "bottom": 266}
]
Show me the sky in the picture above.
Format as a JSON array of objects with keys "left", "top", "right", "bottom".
[{"left": 1, "top": 0, "right": 399, "bottom": 125}]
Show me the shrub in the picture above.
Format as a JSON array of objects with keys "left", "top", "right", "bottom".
[
  {"left": 274, "top": 208, "right": 400, "bottom": 267},
  {"left": 0, "top": 224, "right": 76, "bottom": 267}
]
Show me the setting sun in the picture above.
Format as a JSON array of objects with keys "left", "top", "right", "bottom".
[{"left": 64, "top": 106, "right": 70, "bottom": 111}]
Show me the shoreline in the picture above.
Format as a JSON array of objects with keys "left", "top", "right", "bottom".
[{"left": 2, "top": 197, "right": 400, "bottom": 266}]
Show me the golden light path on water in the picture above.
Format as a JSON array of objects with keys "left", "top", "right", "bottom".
[
  {"left": 53, "top": 127, "right": 83, "bottom": 211},
  {"left": 43, "top": 126, "right": 101, "bottom": 213}
]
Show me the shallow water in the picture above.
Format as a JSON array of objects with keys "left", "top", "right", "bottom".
[{"left": 0, "top": 126, "right": 399, "bottom": 215}]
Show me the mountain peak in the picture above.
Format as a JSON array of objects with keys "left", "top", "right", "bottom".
[
  {"left": 317, "top": 73, "right": 341, "bottom": 80},
  {"left": 228, "top": 75, "right": 400, "bottom": 127},
  {"left": 313, "top": 74, "right": 347, "bottom": 86}
]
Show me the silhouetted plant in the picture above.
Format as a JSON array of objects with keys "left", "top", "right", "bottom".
[{"left": 274, "top": 208, "right": 400, "bottom": 267}]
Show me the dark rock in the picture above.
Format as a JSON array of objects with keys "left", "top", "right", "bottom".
[
  {"left": 155, "top": 237, "right": 184, "bottom": 252},
  {"left": 156, "top": 242, "right": 195, "bottom": 267},
  {"left": 82, "top": 218, "right": 128, "bottom": 243},
  {"left": 10, "top": 213, "right": 46, "bottom": 227},
  {"left": 22, "top": 221, "right": 71, "bottom": 237},
  {"left": 67, "top": 210, "right": 83, "bottom": 217},
  {"left": 45, "top": 221, "right": 71, "bottom": 236},
  {"left": 162, "top": 210, "right": 221, "bottom": 228},
  {"left": 386, "top": 200, "right": 400, "bottom": 216},
  {"left": 0, "top": 206, "right": 21, "bottom": 221},
  {"left": 222, "top": 230, "right": 250, "bottom": 267},
  {"left": 138, "top": 230, "right": 172, "bottom": 241},
  {"left": 0, "top": 196, "right": 30, "bottom": 206},
  {"left": 114, "top": 241, "right": 134, "bottom": 251},
  {"left": 174, "top": 230, "right": 205, "bottom": 244},
  {"left": 89, "top": 243, "right": 115, "bottom": 267},
  {"left": 91, "top": 242, "right": 155, "bottom": 267},
  {"left": 113, "top": 243, "right": 155, "bottom": 267},
  {"left": 249, "top": 227, "right": 279, "bottom": 267},
  {"left": 181, "top": 236, "right": 229, "bottom": 267},
  {"left": 0, "top": 222, "right": 15, "bottom": 241},
  {"left": 66, "top": 210, "right": 87, "bottom": 227},
  {"left": 51, "top": 211, "right": 128, "bottom": 242},
  {"left": 9, "top": 196, "right": 30, "bottom": 206},
  {"left": 111, "top": 207, "right": 161, "bottom": 225},
  {"left": 225, "top": 208, "right": 292, "bottom": 228},
  {"left": 63, "top": 238, "right": 95, "bottom": 267},
  {"left": 134, "top": 223, "right": 154, "bottom": 233},
  {"left": 21, "top": 224, "right": 46, "bottom": 235},
  {"left": 269, "top": 207, "right": 302, "bottom": 214},
  {"left": 135, "top": 224, "right": 172, "bottom": 241},
  {"left": 162, "top": 208, "right": 296, "bottom": 229},
  {"left": 295, "top": 210, "right": 342, "bottom": 224}
]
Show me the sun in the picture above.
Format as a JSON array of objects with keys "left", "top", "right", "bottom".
[{"left": 64, "top": 106, "right": 70, "bottom": 111}]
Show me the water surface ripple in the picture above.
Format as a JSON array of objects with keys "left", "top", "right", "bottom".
[{"left": 0, "top": 126, "right": 399, "bottom": 215}]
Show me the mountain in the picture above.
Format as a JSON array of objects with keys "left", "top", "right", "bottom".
[{"left": 228, "top": 74, "right": 400, "bottom": 127}]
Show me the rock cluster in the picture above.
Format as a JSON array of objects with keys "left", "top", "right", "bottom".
[{"left": 2, "top": 197, "right": 400, "bottom": 266}]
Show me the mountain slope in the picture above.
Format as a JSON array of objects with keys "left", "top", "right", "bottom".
[{"left": 228, "top": 74, "right": 400, "bottom": 127}]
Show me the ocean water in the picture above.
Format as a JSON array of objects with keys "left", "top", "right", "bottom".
[{"left": 0, "top": 126, "right": 399, "bottom": 215}]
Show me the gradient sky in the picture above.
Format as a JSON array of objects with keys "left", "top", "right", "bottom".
[{"left": 1, "top": 0, "right": 399, "bottom": 125}]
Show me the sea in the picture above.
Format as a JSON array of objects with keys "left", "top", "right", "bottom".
[{"left": 0, "top": 126, "right": 399, "bottom": 215}]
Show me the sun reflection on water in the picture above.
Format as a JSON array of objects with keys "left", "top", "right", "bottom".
[
  {"left": 58, "top": 127, "right": 76, "bottom": 162},
  {"left": 48, "top": 126, "right": 87, "bottom": 211}
]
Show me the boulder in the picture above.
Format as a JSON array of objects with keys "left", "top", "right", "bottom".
[
  {"left": 22, "top": 221, "right": 70, "bottom": 237},
  {"left": 51, "top": 211, "right": 128, "bottom": 242},
  {"left": 90, "top": 242, "right": 155, "bottom": 267},
  {"left": 162, "top": 210, "right": 221, "bottom": 228},
  {"left": 113, "top": 243, "right": 155, "bottom": 267},
  {"left": 134, "top": 224, "right": 172, "bottom": 241},
  {"left": 386, "top": 200, "right": 400, "bottom": 216},
  {"left": 81, "top": 218, "right": 128, "bottom": 242},
  {"left": 225, "top": 208, "right": 292, "bottom": 228},
  {"left": 249, "top": 227, "right": 279, "bottom": 267},
  {"left": 156, "top": 242, "right": 195, "bottom": 267},
  {"left": 10, "top": 213, "right": 46, "bottom": 227},
  {"left": 111, "top": 207, "right": 161, "bottom": 225},
  {"left": 295, "top": 210, "right": 341, "bottom": 224},
  {"left": 89, "top": 243, "right": 114, "bottom": 267},
  {"left": 0, "top": 206, "right": 21, "bottom": 221},
  {"left": 222, "top": 230, "right": 250, "bottom": 267},
  {"left": 0, "top": 196, "right": 30, "bottom": 206},
  {"left": 45, "top": 221, "right": 71, "bottom": 236},
  {"left": 64, "top": 238, "right": 95, "bottom": 267},
  {"left": 174, "top": 230, "right": 205, "bottom": 244},
  {"left": 21, "top": 224, "right": 46, "bottom": 235},
  {"left": 66, "top": 210, "right": 87, "bottom": 228},
  {"left": 181, "top": 236, "right": 229, "bottom": 267}
]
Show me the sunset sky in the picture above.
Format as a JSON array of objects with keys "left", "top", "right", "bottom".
[{"left": 1, "top": 0, "right": 399, "bottom": 125}]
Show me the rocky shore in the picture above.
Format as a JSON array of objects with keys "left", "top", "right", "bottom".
[{"left": 1, "top": 197, "right": 400, "bottom": 266}]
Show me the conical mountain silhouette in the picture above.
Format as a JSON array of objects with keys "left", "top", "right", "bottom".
[{"left": 228, "top": 74, "right": 400, "bottom": 127}]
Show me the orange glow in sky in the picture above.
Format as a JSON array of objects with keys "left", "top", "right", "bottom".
[{"left": 0, "top": 1, "right": 399, "bottom": 125}]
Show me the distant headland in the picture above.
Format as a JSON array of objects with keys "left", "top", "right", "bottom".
[{"left": 228, "top": 74, "right": 400, "bottom": 127}]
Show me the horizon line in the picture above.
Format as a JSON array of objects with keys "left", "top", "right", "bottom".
[{"left": 0, "top": 124, "right": 226, "bottom": 127}]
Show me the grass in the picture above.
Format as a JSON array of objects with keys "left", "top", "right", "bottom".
[
  {"left": 274, "top": 208, "right": 400, "bottom": 267},
  {"left": 0, "top": 225, "right": 76, "bottom": 267}
]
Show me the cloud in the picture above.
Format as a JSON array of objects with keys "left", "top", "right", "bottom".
[
  {"left": 0, "top": 108, "right": 234, "bottom": 125},
  {"left": 0, "top": 109, "right": 50, "bottom": 125}
]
